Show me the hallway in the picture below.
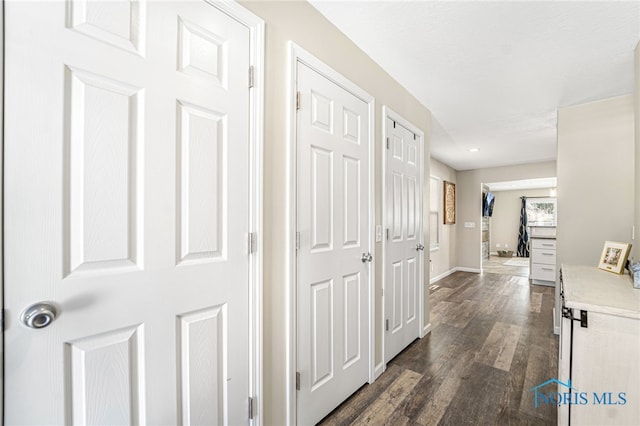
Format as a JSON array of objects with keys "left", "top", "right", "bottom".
[{"left": 319, "top": 271, "right": 558, "bottom": 425}]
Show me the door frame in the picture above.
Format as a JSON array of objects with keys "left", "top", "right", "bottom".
[
  {"left": 286, "top": 42, "right": 375, "bottom": 425},
  {"left": 1, "top": 1, "right": 264, "bottom": 424},
  {"left": 380, "top": 106, "right": 426, "bottom": 370},
  {"left": 1, "top": 1, "right": 4, "bottom": 421}
]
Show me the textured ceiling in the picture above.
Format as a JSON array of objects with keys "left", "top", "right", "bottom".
[{"left": 309, "top": 1, "right": 640, "bottom": 170}]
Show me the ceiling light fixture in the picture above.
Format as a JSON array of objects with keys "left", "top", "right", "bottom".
[{"left": 469, "top": 148, "right": 479, "bottom": 153}]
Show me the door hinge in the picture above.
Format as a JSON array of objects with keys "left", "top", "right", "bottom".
[
  {"left": 249, "top": 66, "right": 255, "bottom": 88},
  {"left": 386, "top": 228, "right": 389, "bottom": 240},
  {"left": 248, "top": 396, "right": 255, "bottom": 420},
  {"left": 296, "top": 371, "right": 301, "bottom": 390},
  {"left": 393, "top": 120, "right": 396, "bottom": 128},
  {"left": 248, "top": 232, "right": 257, "bottom": 254},
  {"left": 414, "top": 133, "right": 417, "bottom": 140},
  {"left": 385, "top": 319, "right": 389, "bottom": 331},
  {"left": 386, "top": 137, "right": 390, "bottom": 150},
  {"left": 296, "top": 232, "right": 301, "bottom": 250},
  {"left": 296, "top": 91, "right": 301, "bottom": 111}
]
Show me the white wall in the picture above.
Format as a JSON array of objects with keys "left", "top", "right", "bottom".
[
  {"left": 239, "top": 2, "right": 432, "bottom": 424},
  {"left": 634, "top": 42, "right": 640, "bottom": 264},
  {"left": 489, "top": 188, "right": 551, "bottom": 255},
  {"left": 556, "top": 94, "right": 635, "bottom": 332},
  {"left": 556, "top": 95, "right": 635, "bottom": 268},
  {"left": 455, "top": 161, "right": 557, "bottom": 271},
  {"left": 429, "top": 158, "right": 457, "bottom": 281}
]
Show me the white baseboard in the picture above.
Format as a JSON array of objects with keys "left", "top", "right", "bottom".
[
  {"left": 429, "top": 268, "right": 456, "bottom": 284},
  {"left": 430, "top": 267, "right": 481, "bottom": 284},
  {"left": 454, "top": 267, "right": 482, "bottom": 274},
  {"left": 374, "top": 362, "right": 385, "bottom": 379},
  {"left": 422, "top": 322, "right": 432, "bottom": 337}
]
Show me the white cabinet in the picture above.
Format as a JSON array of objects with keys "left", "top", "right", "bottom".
[
  {"left": 530, "top": 238, "right": 556, "bottom": 285},
  {"left": 558, "top": 265, "right": 640, "bottom": 426}
]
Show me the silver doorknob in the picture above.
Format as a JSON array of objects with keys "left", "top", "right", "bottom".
[
  {"left": 21, "top": 302, "right": 58, "bottom": 329},
  {"left": 361, "top": 252, "right": 373, "bottom": 263},
  {"left": 416, "top": 244, "right": 425, "bottom": 251}
]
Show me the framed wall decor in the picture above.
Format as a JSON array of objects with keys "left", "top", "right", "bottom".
[
  {"left": 443, "top": 180, "right": 456, "bottom": 224},
  {"left": 598, "top": 241, "right": 632, "bottom": 274}
]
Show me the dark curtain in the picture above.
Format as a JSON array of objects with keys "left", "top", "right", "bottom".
[{"left": 517, "top": 196, "right": 529, "bottom": 257}]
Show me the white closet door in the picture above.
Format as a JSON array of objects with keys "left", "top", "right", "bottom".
[
  {"left": 296, "top": 62, "right": 371, "bottom": 426},
  {"left": 4, "top": 1, "right": 254, "bottom": 424},
  {"left": 385, "top": 117, "right": 423, "bottom": 363}
]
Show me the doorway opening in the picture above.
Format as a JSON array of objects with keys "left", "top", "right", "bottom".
[{"left": 480, "top": 178, "right": 557, "bottom": 278}]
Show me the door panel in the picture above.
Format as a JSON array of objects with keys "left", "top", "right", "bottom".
[
  {"left": 177, "top": 306, "right": 226, "bottom": 425},
  {"left": 67, "top": 325, "right": 145, "bottom": 425},
  {"left": 406, "top": 257, "right": 417, "bottom": 322},
  {"left": 65, "top": 66, "right": 143, "bottom": 277},
  {"left": 177, "top": 101, "right": 226, "bottom": 264},
  {"left": 311, "top": 146, "right": 334, "bottom": 251},
  {"left": 343, "top": 157, "right": 360, "bottom": 247},
  {"left": 311, "top": 279, "right": 334, "bottom": 389},
  {"left": 392, "top": 172, "right": 403, "bottom": 240},
  {"left": 297, "top": 62, "right": 370, "bottom": 426},
  {"left": 384, "top": 117, "right": 424, "bottom": 363},
  {"left": 5, "top": 2, "right": 253, "bottom": 424},
  {"left": 343, "top": 273, "right": 362, "bottom": 368}
]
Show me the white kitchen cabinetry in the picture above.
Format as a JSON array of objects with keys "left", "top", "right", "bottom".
[
  {"left": 530, "top": 232, "right": 557, "bottom": 286},
  {"left": 558, "top": 265, "right": 640, "bottom": 426}
]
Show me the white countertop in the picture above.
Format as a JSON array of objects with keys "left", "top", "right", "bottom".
[{"left": 561, "top": 264, "right": 640, "bottom": 319}]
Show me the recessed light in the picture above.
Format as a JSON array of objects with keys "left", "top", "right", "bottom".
[{"left": 469, "top": 148, "right": 479, "bottom": 153}]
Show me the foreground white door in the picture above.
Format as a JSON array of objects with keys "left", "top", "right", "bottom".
[
  {"left": 296, "top": 61, "right": 371, "bottom": 425},
  {"left": 5, "top": 1, "right": 260, "bottom": 424},
  {"left": 384, "top": 115, "right": 424, "bottom": 363}
]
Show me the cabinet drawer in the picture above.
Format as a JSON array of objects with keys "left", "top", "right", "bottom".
[
  {"left": 532, "top": 249, "right": 556, "bottom": 265},
  {"left": 531, "top": 263, "right": 556, "bottom": 281},
  {"left": 532, "top": 239, "right": 556, "bottom": 250}
]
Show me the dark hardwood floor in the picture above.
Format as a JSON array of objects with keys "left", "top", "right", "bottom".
[{"left": 318, "top": 271, "right": 558, "bottom": 425}]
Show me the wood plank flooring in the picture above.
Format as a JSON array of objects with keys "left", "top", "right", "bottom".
[
  {"left": 482, "top": 255, "right": 530, "bottom": 277},
  {"left": 318, "top": 271, "right": 558, "bottom": 425}
]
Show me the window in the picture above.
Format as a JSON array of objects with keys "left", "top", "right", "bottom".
[
  {"left": 526, "top": 197, "right": 557, "bottom": 226},
  {"left": 430, "top": 176, "right": 440, "bottom": 250}
]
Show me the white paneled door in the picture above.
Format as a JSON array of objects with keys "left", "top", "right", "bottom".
[
  {"left": 296, "top": 62, "right": 371, "bottom": 425},
  {"left": 4, "top": 1, "right": 260, "bottom": 424},
  {"left": 384, "top": 116, "right": 424, "bottom": 363}
]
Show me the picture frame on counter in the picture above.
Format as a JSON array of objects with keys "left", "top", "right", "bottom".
[{"left": 598, "top": 241, "right": 632, "bottom": 274}]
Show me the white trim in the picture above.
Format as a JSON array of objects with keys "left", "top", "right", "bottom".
[
  {"left": 423, "top": 323, "right": 433, "bottom": 337},
  {"left": 381, "top": 106, "right": 425, "bottom": 365},
  {"left": 286, "top": 42, "right": 376, "bottom": 425},
  {"left": 456, "top": 267, "right": 482, "bottom": 274},
  {"left": 381, "top": 110, "right": 388, "bottom": 375},
  {"left": 285, "top": 42, "right": 298, "bottom": 426},
  {"left": 0, "top": 2, "right": 4, "bottom": 420},
  {"left": 429, "top": 175, "right": 441, "bottom": 251},
  {"left": 429, "top": 268, "right": 457, "bottom": 284},
  {"left": 553, "top": 308, "right": 561, "bottom": 335},
  {"left": 430, "top": 267, "right": 483, "bottom": 284},
  {"left": 374, "top": 362, "right": 386, "bottom": 379},
  {"left": 211, "top": 3, "right": 265, "bottom": 425}
]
